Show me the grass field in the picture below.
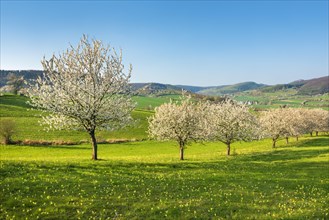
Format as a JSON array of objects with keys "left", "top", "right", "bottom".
[
  {"left": 1, "top": 94, "right": 329, "bottom": 219},
  {"left": 1, "top": 136, "right": 329, "bottom": 219},
  {"left": 0, "top": 94, "right": 153, "bottom": 142},
  {"left": 132, "top": 95, "right": 180, "bottom": 110},
  {"left": 0, "top": 94, "right": 184, "bottom": 142},
  {"left": 234, "top": 90, "right": 329, "bottom": 110}
]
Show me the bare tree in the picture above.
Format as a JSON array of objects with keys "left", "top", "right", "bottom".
[
  {"left": 207, "top": 100, "right": 259, "bottom": 155},
  {"left": 148, "top": 95, "right": 210, "bottom": 160},
  {"left": 6, "top": 73, "right": 24, "bottom": 95},
  {"left": 27, "top": 36, "right": 135, "bottom": 160}
]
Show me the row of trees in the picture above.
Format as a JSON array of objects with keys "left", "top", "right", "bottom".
[
  {"left": 149, "top": 96, "right": 329, "bottom": 160},
  {"left": 260, "top": 108, "right": 328, "bottom": 147}
]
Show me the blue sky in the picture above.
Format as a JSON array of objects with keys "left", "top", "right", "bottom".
[{"left": 1, "top": 1, "right": 328, "bottom": 86}]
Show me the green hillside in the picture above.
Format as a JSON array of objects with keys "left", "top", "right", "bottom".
[
  {"left": 198, "top": 82, "right": 266, "bottom": 96},
  {"left": 132, "top": 95, "right": 180, "bottom": 110},
  {"left": 233, "top": 90, "right": 329, "bottom": 110},
  {"left": 0, "top": 94, "right": 154, "bottom": 142},
  {"left": 131, "top": 83, "right": 183, "bottom": 96},
  {"left": 0, "top": 94, "right": 183, "bottom": 142},
  {"left": 1, "top": 70, "right": 327, "bottom": 97}
]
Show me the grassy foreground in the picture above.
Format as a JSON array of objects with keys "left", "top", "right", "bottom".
[{"left": 1, "top": 136, "right": 329, "bottom": 219}]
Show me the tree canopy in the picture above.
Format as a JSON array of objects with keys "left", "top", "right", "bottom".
[{"left": 27, "top": 35, "right": 135, "bottom": 160}]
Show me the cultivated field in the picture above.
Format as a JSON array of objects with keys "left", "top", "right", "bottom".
[
  {"left": 1, "top": 94, "right": 329, "bottom": 219},
  {"left": 234, "top": 90, "right": 329, "bottom": 110}
]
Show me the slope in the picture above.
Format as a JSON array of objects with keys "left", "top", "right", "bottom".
[{"left": 197, "top": 82, "right": 266, "bottom": 96}]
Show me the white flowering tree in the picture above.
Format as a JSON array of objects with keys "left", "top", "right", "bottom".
[
  {"left": 148, "top": 95, "right": 210, "bottom": 160},
  {"left": 259, "top": 108, "right": 290, "bottom": 148},
  {"left": 260, "top": 108, "right": 328, "bottom": 146},
  {"left": 27, "top": 36, "right": 135, "bottom": 160},
  {"left": 298, "top": 109, "right": 319, "bottom": 137},
  {"left": 307, "top": 109, "right": 329, "bottom": 136},
  {"left": 290, "top": 108, "right": 329, "bottom": 138},
  {"left": 281, "top": 108, "right": 305, "bottom": 142},
  {"left": 207, "top": 100, "right": 259, "bottom": 155}
]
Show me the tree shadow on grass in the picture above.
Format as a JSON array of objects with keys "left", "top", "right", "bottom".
[
  {"left": 9, "top": 144, "right": 91, "bottom": 150},
  {"left": 0, "top": 95, "right": 31, "bottom": 108},
  {"left": 241, "top": 136, "right": 329, "bottom": 163},
  {"left": 293, "top": 137, "right": 329, "bottom": 148},
  {"left": 242, "top": 148, "right": 329, "bottom": 163}
]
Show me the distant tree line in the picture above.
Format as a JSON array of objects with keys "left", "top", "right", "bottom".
[{"left": 0, "top": 70, "right": 43, "bottom": 87}]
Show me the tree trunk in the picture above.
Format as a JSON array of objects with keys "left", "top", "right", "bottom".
[
  {"left": 285, "top": 137, "right": 289, "bottom": 144},
  {"left": 310, "top": 132, "right": 313, "bottom": 137},
  {"left": 180, "top": 146, "right": 184, "bottom": 160},
  {"left": 89, "top": 130, "right": 98, "bottom": 160},
  {"left": 316, "top": 131, "right": 318, "bottom": 136},
  {"left": 227, "top": 143, "right": 231, "bottom": 156},
  {"left": 272, "top": 139, "right": 276, "bottom": 148},
  {"left": 178, "top": 140, "right": 185, "bottom": 160},
  {"left": 296, "top": 136, "right": 299, "bottom": 141},
  {"left": 4, "top": 137, "right": 11, "bottom": 145}
]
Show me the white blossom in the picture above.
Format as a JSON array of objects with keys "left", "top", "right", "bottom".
[
  {"left": 300, "top": 108, "right": 329, "bottom": 136},
  {"left": 27, "top": 35, "right": 135, "bottom": 160},
  {"left": 259, "top": 108, "right": 290, "bottom": 148},
  {"left": 148, "top": 94, "right": 210, "bottom": 160},
  {"left": 207, "top": 100, "right": 259, "bottom": 155}
]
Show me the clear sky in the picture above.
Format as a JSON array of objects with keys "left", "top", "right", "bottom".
[{"left": 1, "top": 1, "right": 328, "bottom": 86}]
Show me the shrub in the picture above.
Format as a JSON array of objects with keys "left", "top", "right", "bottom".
[{"left": 0, "top": 119, "right": 16, "bottom": 144}]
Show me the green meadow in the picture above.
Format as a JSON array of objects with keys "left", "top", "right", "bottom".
[
  {"left": 0, "top": 94, "right": 152, "bottom": 142},
  {"left": 1, "top": 94, "right": 329, "bottom": 219},
  {"left": 132, "top": 95, "right": 180, "bottom": 110},
  {"left": 234, "top": 90, "right": 329, "bottom": 110}
]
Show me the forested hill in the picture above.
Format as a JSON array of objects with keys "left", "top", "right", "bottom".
[
  {"left": 260, "top": 76, "right": 329, "bottom": 95},
  {"left": 174, "top": 85, "right": 214, "bottom": 93},
  {"left": 1, "top": 70, "right": 328, "bottom": 96},
  {"left": 131, "top": 83, "right": 183, "bottom": 95},
  {"left": 0, "top": 70, "right": 43, "bottom": 86},
  {"left": 196, "top": 82, "right": 267, "bottom": 96}
]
